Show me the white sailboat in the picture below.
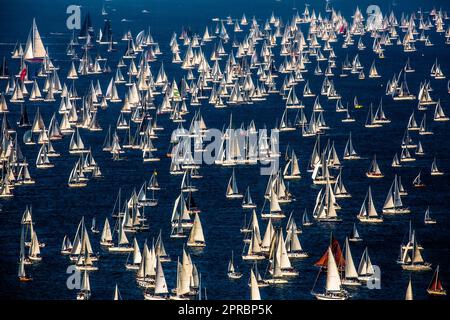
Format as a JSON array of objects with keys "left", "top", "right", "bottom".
[
  {"left": 399, "top": 235, "right": 432, "bottom": 271},
  {"left": 366, "top": 155, "right": 384, "bottom": 178},
  {"left": 100, "top": 218, "right": 113, "bottom": 246},
  {"left": 424, "top": 207, "right": 436, "bottom": 225},
  {"left": 343, "top": 132, "right": 360, "bottom": 160},
  {"left": 24, "top": 19, "right": 47, "bottom": 62},
  {"left": 283, "top": 150, "right": 301, "bottom": 180},
  {"left": 242, "top": 225, "right": 265, "bottom": 261},
  {"left": 108, "top": 216, "right": 133, "bottom": 252},
  {"left": 250, "top": 269, "right": 261, "bottom": 300},
  {"left": 431, "top": 157, "right": 444, "bottom": 176},
  {"left": 261, "top": 187, "right": 285, "bottom": 219},
  {"left": 285, "top": 227, "right": 308, "bottom": 258},
  {"left": 357, "top": 247, "right": 376, "bottom": 281},
  {"left": 382, "top": 175, "right": 410, "bottom": 214},
  {"left": 242, "top": 186, "right": 257, "bottom": 209},
  {"left": 227, "top": 251, "right": 243, "bottom": 279},
  {"left": 125, "top": 238, "right": 142, "bottom": 269},
  {"left": 341, "top": 238, "right": 361, "bottom": 286},
  {"left": 113, "top": 284, "right": 122, "bottom": 300},
  {"left": 349, "top": 223, "right": 362, "bottom": 242},
  {"left": 312, "top": 247, "right": 348, "bottom": 300},
  {"left": 144, "top": 257, "right": 170, "bottom": 300},
  {"left": 358, "top": 187, "right": 383, "bottom": 223},
  {"left": 226, "top": 169, "right": 243, "bottom": 199},
  {"left": 405, "top": 277, "right": 413, "bottom": 300},
  {"left": 187, "top": 213, "right": 206, "bottom": 247},
  {"left": 76, "top": 270, "right": 91, "bottom": 300}
]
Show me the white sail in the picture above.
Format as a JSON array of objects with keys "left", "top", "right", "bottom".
[
  {"left": 188, "top": 213, "right": 205, "bottom": 244},
  {"left": 405, "top": 278, "right": 413, "bottom": 300},
  {"left": 154, "top": 257, "right": 169, "bottom": 295},
  {"left": 344, "top": 238, "right": 358, "bottom": 279},
  {"left": 24, "top": 19, "right": 47, "bottom": 61},
  {"left": 101, "top": 218, "right": 112, "bottom": 242},
  {"left": 326, "top": 247, "right": 342, "bottom": 292},
  {"left": 250, "top": 269, "right": 261, "bottom": 300}
]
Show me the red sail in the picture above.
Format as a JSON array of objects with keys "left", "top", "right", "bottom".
[
  {"left": 314, "top": 237, "right": 346, "bottom": 268},
  {"left": 20, "top": 68, "right": 27, "bottom": 82},
  {"left": 428, "top": 269, "right": 444, "bottom": 292}
]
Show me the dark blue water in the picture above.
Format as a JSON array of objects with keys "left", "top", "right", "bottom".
[{"left": 0, "top": 0, "right": 450, "bottom": 300}]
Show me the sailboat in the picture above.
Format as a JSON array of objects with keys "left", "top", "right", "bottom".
[
  {"left": 242, "top": 225, "right": 265, "bottom": 261},
  {"left": 100, "top": 218, "right": 113, "bottom": 247},
  {"left": 343, "top": 223, "right": 360, "bottom": 244},
  {"left": 283, "top": 150, "right": 301, "bottom": 180},
  {"left": 28, "top": 231, "right": 42, "bottom": 262},
  {"left": 343, "top": 132, "right": 360, "bottom": 160},
  {"left": 261, "top": 187, "right": 285, "bottom": 219},
  {"left": 333, "top": 169, "right": 351, "bottom": 198},
  {"left": 125, "top": 238, "right": 142, "bottom": 270},
  {"left": 227, "top": 251, "right": 243, "bottom": 279},
  {"left": 424, "top": 207, "right": 436, "bottom": 225},
  {"left": 391, "top": 153, "right": 401, "bottom": 167},
  {"left": 90, "top": 217, "right": 99, "bottom": 234},
  {"left": 400, "top": 238, "right": 432, "bottom": 271},
  {"left": 269, "top": 229, "right": 298, "bottom": 277},
  {"left": 357, "top": 247, "right": 376, "bottom": 281},
  {"left": 366, "top": 155, "right": 384, "bottom": 178},
  {"left": 24, "top": 19, "right": 47, "bottom": 62},
  {"left": 405, "top": 277, "right": 413, "bottom": 300},
  {"left": 60, "top": 235, "right": 73, "bottom": 255},
  {"left": 341, "top": 238, "right": 361, "bottom": 286},
  {"left": 427, "top": 265, "right": 446, "bottom": 296},
  {"left": 285, "top": 227, "right": 308, "bottom": 258},
  {"left": 264, "top": 248, "right": 289, "bottom": 284},
  {"left": 242, "top": 186, "right": 257, "bottom": 209},
  {"left": 382, "top": 175, "right": 410, "bottom": 214},
  {"left": 18, "top": 254, "right": 32, "bottom": 282},
  {"left": 433, "top": 100, "right": 449, "bottom": 121},
  {"left": 302, "top": 209, "right": 313, "bottom": 226},
  {"left": 416, "top": 141, "right": 425, "bottom": 156},
  {"left": 69, "top": 128, "right": 87, "bottom": 154},
  {"left": 413, "top": 171, "right": 425, "bottom": 188},
  {"left": 312, "top": 247, "right": 348, "bottom": 300},
  {"left": 36, "top": 144, "right": 54, "bottom": 169},
  {"left": 108, "top": 216, "right": 133, "bottom": 252},
  {"left": 155, "top": 230, "right": 171, "bottom": 262},
  {"left": 358, "top": 187, "right": 383, "bottom": 223},
  {"left": 113, "top": 284, "right": 122, "bottom": 300},
  {"left": 187, "top": 213, "right": 206, "bottom": 247},
  {"left": 250, "top": 269, "right": 261, "bottom": 300},
  {"left": 170, "top": 250, "right": 197, "bottom": 300},
  {"left": 431, "top": 157, "right": 444, "bottom": 176},
  {"left": 144, "top": 257, "right": 170, "bottom": 300},
  {"left": 226, "top": 169, "right": 243, "bottom": 199},
  {"left": 313, "top": 182, "right": 341, "bottom": 222},
  {"left": 76, "top": 270, "right": 91, "bottom": 300}
]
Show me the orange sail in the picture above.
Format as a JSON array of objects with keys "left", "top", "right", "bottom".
[
  {"left": 427, "top": 266, "right": 445, "bottom": 295},
  {"left": 315, "top": 236, "right": 345, "bottom": 269}
]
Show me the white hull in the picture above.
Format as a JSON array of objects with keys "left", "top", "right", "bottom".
[
  {"left": 226, "top": 194, "right": 243, "bottom": 199},
  {"left": 242, "top": 254, "right": 265, "bottom": 261},
  {"left": 108, "top": 246, "right": 134, "bottom": 253},
  {"left": 314, "top": 292, "right": 348, "bottom": 300}
]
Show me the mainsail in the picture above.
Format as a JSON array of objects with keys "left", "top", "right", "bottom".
[{"left": 24, "top": 19, "right": 47, "bottom": 62}]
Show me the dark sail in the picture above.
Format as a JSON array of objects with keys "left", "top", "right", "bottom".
[{"left": 18, "top": 104, "right": 31, "bottom": 127}]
